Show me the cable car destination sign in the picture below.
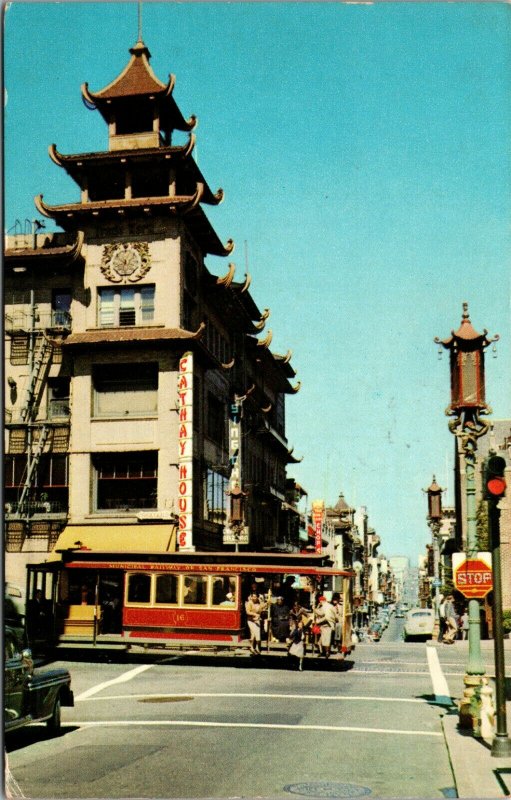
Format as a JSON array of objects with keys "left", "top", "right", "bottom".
[{"left": 453, "top": 552, "right": 493, "bottom": 599}]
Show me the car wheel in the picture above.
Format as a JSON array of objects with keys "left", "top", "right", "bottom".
[{"left": 46, "top": 696, "right": 61, "bottom": 734}]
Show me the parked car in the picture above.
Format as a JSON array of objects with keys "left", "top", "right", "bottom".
[
  {"left": 4, "top": 585, "right": 24, "bottom": 633},
  {"left": 4, "top": 626, "right": 74, "bottom": 734},
  {"left": 403, "top": 608, "right": 435, "bottom": 641}
]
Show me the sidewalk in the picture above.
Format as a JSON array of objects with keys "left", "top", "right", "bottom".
[
  {"left": 442, "top": 707, "right": 511, "bottom": 798},
  {"left": 438, "top": 639, "right": 511, "bottom": 798}
]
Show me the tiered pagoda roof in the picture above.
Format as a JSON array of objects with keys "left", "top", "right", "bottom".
[
  {"left": 34, "top": 39, "right": 233, "bottom": 257},
  {"left": 81, "top": 40, "right": 196, "bottom": 133}
]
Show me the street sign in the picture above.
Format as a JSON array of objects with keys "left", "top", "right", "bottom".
[
  {"left": 223, "top": 526, "right": 250, "bottom": 545},
  {"left": 432, "top": 579, "right": 442, "bottom": 588},
  {"left": 453, "top": 552, "right": 493, "bottom": 599}
]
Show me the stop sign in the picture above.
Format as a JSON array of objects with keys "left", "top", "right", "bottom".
[{"left": 454, "top": 558, "right": 493, "bottom": 599}]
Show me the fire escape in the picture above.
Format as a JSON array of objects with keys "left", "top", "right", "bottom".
[{"left": 5, "top": 295, "right": 71, "bottom": 552}]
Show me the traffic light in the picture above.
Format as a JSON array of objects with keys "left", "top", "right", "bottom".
[{"left": 485, "top": 455, "right": 507, "bottom": 500}]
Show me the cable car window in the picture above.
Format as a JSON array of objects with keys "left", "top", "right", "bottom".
[
  {"left": 211, "top": 576, "right": 237, "bottom": 606},
  {"left": 5, "top": 635, "right": 16, "bottom": 661},
  {"left": 155, "top": 574, "right": 178, "bottom": 605},
  {"left": 127, "top": 573, "right": 151, "bottom": 603},
  {"left": 182, "top": 575, "right": 208, "bottom": 605}
]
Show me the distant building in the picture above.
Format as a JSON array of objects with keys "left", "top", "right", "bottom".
[{"left": 388, "top": 556, "right": 410, "bottom": 603}]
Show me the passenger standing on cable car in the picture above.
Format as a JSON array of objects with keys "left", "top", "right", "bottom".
[
  {"left": 271, "top": 596, "right": 290, "bottom": 642},
  {"left": 245, "top": 592, "right": 267, "bottom": 655},
  {"left": 289, "top": 600, "right": 311, "bottom": 636},
  {"left": 314, "top": 595, "right": 336, "bottom": 658},
  {"left": 332, "top": 595, "right": 343, "bottom": 652}
]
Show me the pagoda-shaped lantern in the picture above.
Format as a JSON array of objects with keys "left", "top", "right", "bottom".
[
  {"left": 435, "top": 303, "right": 500, "bottom": 725},
  {"left": 228, "top": 484, "right": 247, "bottom": 526},
  {"left": 435, "top": 302, "right": 498, "bottom": 420},
  {"left": 426, "top": 476, "right": 443, "bottom": 522}
]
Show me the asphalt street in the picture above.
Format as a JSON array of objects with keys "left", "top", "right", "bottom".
[{"left": 5, "top": 616, "right": 473, "bottom": 799}]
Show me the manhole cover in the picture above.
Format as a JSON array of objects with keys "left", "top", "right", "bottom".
[
  {"left": 284, "top": 783, "right": 372, "bottom": 798},
  {"left": 138, "top": 696, "right": 194, "bottom": 703}
]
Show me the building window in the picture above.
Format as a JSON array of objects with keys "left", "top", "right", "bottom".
[
  {"left": 47, "top": 377, "right": 70, "bottom": 419},
  {"left": 184, "top": 253, "right": 198, "bottom": 295},
  {"left": 183, "top": 292, "right": 199, "bottom": 331},
  {"left": 132, "top": 166, "right": 168, "bottom": 198},
  {"left": 88, "top": 170, "right": 125, "bottom": 202},
  {"left": 93, "top": 363, "right": 158, "bottom": 417},
  {"left": 205, "top": 322, "right": 229, "bottom": 364},
  {"left": 37, "top": 455, "right": 69, "bottom": 487},
  {"left": 93, "top": 451, "right": 157, "bottom": 511},
  {"left": 116, "top": 102, "right": 153, "bottom": 135},
  {"left": 51, "top": 290, "right": 72, "bottom": 328},
  {"left": 4, "top": 454, "right": 68, "bottom": 488},
  {"left": 206, "top": 393, "right": 225, "bottom": 446},
  {"left": 274, "top": 394, "right": 285, "bottom": 436},
  {"left": 98, "top": 285, "right": 155, "bottom": 327},
  {"left": 204, "top": 468, "right": 228, "bottom": 525},
  {"left": 4, "top": 455, "right": 27, "bottom": 487}
]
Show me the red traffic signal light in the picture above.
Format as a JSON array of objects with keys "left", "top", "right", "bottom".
[{"left": 485, "top": 455, "right": 507, "bottom": 499}]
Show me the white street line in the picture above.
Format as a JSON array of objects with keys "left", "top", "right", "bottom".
[
  {"left": 357, "top": 660, "right": 462, "bottom": 667},
  {"left": 350, "top": 669, "right": 431, "bottom": 675},
  {"left": 426, "top": 646, "right": 453, "bottom": 704},
  {"left": 78, "top": 692, "right": 430, "bottom": 704},
  {"left": 74, "top": 664, "right": 154, "bottom": 701},
  {"left": 61, "top": 720, "right": 443, "bottom": 737}
]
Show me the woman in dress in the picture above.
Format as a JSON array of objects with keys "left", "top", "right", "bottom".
[
  {"left": 245, "top": 592, "right": 267, "bottom": 655},
  {"left": 287, "top": 620, "right": 305, "bottom": 670}
]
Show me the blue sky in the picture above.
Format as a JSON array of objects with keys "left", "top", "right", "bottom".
[{"left": 4, "top": 1, "right": 511, "bottom": 563}]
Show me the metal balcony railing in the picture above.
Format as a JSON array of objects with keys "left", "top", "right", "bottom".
[
  {"left": 4, "top": 309, "right": 72, "bottom": 334},
  {"left": 4, "top": 499, "right": 68, "bottom": 517},
  {"left": 5, "top": 404, "right": 71, "bottom": 424}
]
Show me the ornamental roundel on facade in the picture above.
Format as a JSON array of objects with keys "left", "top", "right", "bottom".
[{"left": 101, "top": 242, "right": 151, "bottom": 283}]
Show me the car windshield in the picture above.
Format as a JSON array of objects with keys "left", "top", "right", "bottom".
[{"left": 411, "top": 612, "right": 432, "bottom": 618}]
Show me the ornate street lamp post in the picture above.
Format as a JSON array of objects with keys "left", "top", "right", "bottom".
[
  {"left": 435, "top": 302, "right": 498, "bottom": 731},
  {"left": 424, "top": 476, "right": 444, "bottom": 638}
]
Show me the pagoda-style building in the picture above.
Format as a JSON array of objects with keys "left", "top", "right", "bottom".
[
  {"left": 4, "top": 39, "right": 301, "bottom": 604},
  {"left": 326, "top": 493, "right": 357, "bottom": 570}
]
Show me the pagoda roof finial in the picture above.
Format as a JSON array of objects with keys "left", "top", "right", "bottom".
[{"left": 138, "top": 0, "right": 143, "bottom": 43}]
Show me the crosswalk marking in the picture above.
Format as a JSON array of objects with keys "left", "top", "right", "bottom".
[
  {"left": 74, "top": 664, "right": 154, "bottom": 701},
  {"left": 59, "top": 719, "right": 443, "bottom": 737},
  {"left": 426, "top": 646, "right": 453, "bottom": 705},
  {"left": 78, "top": 691, "right": 431, "bottom": 704}
]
